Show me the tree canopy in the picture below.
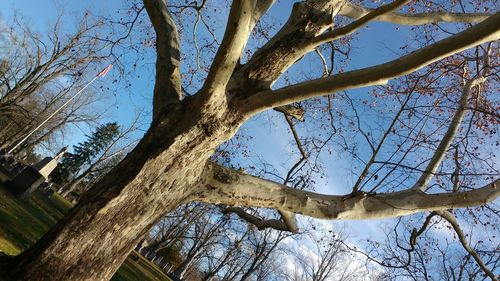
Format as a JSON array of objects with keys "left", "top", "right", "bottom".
[{"left": 1, "top": 1, "right": 499, "bottom": 280}]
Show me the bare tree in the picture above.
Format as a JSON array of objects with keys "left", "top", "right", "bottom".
[
  {"left": 282, "top": 225, "right": 367, "bottom": 281},
  {"left": 199, "top": 225, "right": 250, "bottom": 281},
  {"left": 237, "top": 227, "right": 290, "bottom": 281},
  {"left": 170, "top": 206, "right": 229, "bottom": 279},
  {"left": 157, "top": 205, "right": 291, "bottom": 281},
  {"left": 352, "top": 215, "right": 499, "bottom": 281},
  {"left": 5, "top": 1, "right": 500, "bottom": 280},
  {"left": 147, "top": 202, "right": 208, "bottom": 255},
  {"left": 0, "top": 12, "right": 110, "bottom": 155}
]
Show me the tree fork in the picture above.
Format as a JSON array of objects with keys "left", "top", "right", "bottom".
[
  {"left": 8, "top": 96, "right": 245, "bottom": 281},
  {"left": 5, "top": 1, "right": 500, "bottom": 280}
]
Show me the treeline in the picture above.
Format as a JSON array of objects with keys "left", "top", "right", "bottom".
[
  {"left": 142, "top": 202, "right": 370, "bottom": 281},
  {"left": 0, "top": 11, "right": 141, "bottom": 198},
  {"left": 0, "top": 13, "right": 110, "bottom": 158}
]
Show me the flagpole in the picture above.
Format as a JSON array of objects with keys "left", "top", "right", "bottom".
[{"left": 8, "top": 76, "right": 101, "bottom": 154}]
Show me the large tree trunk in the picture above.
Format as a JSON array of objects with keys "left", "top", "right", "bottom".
[
  {"left": 4, "top": 1, "right": 498, "bottom": 280},
  {"left": 8, "top": 95, "right": 242, "bottom": 281}
]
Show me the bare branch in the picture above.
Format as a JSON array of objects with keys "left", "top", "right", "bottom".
[
  {"left": 284, "top": 115, "right": 307, "bottom": 159},
  {"left": 242, "top": 13, "right": 500, "bottom": 115},
  {"left": 279, "top": 113, "right": 309, "bottom": 232},
  {"left": 232, "top": 0, "right": 344, "bottom": 89},
  {"left": 310, "top": 0, "right": 410, "bottom": 47},
  {"left": 222, "top": 207, "right": 296, "bottom": 233},
  {"left": 409, "top": 212, "right": 438, "bottom": 250},
  {"left": 194, "top": 163, "right": 499, "bottom": 221},
  {"left": 274, "top": 105, "right": 305, "bottom": 122},
  {"left": 202, "top": 0, "right": 272, "bottom": 94},
  {"left": 414, "top": 77, "right": 485, "bottom": 191},
  {"left": 339, "top": 2, "right": 490, "bottom": 26},
  {"left": 436, "top": 210, "right": 498, "bottom": 281},
  {"left": 222, "top": 115, "right": 303, "bottom": 233},
  {"left": 451, "top": 146, "right": 461, "bottom": 193},
  {"left": 352, "top": 87, "right": 413, "bottom": 193},
  {"left": 144, "top": 0, "right": 183, "bottom": 120}
]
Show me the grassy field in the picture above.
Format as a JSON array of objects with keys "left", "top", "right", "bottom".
[{"left": 0, "top": 185, "right": 171, "bottom": 281}]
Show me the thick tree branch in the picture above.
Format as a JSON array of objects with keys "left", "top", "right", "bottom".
[
  {"left": 232, "top": 0, "right": 344, "bottom": 89},
  {"left": 436, "top": 210, "right": 498, "bottom": 281},
  {"left": 274, "top": 105, "right": 305, "bottom": 122},
  {"left": 414, "top": 78, "right": 484, "bottom": 191},
  {"left": 222, "top": 207, "right": 296, "bottom": 232},
  {"left": 194, "top": 163, "right": 499, "bottom": 221},
  {"left": 144, "top": 0, "right": 183, "bottom": 120},
  {"left": 251, "top": 0, "right": 275, "bottom": 26},
  {"left": 202, "top": 0, "right": 272, "bottom": 94},
  {"left": 339, "top": 2, "right": 490, "bottom": 25},
  {"left": 277, "top": 209, "right": 299, "bottom": 233},
  {"left": 232, "top": 0, "right": 489, "bottom": 97},
  {"left": 309, "top": 0, "right": 410, "bottom": 48},
  {"left": 242, "top": 13, "right": 500, "bottom": 115}
]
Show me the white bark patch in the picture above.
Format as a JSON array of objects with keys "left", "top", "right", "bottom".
[{"left": 195, "top": 163, "right": 499, "bottom": 222}]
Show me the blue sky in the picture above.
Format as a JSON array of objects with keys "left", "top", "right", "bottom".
[
  {"left": 1, "top": 1, "right": 154, "bottom": 157},
  {"left": 3, "top": 1, "right": 497, "bottom": 277},
  {"left": 0, "top": 0, "right": 415, "bottom": 243},
  {"left": 1, "top": 0, "right": 410, "bottom": 148}
]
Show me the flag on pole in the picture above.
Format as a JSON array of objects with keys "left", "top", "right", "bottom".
[{"left": 96, "top": 64, "right": 113, "bottom": 78}]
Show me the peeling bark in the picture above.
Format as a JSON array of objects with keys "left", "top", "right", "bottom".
[
  {"left": 144, "top": 0, "right": 183, "bottom": 120},
  {"left": 310, "top": 0, "right": 410, "bottom": 47},
  {"left": 233, "top": 0, "right": 344, "bottom": 89},
  {"left": 244, "top": 12, "right": 500, "bottom": 113},
  {"left": 339, "top": 2, "right": 490, "bottom": 25},
  {"left": 10, "top": 96, "right": 245, "bottom": 281},
  {"left": 203, "top": 0, "right": 273, "bottom": 96},
  {"left": 195, "top": 163, "right": 499, "bottom": 221},
  {"left": 273, "top": 105, "right": 305, "bottom": 122},
  {"left": 9, "top": 1, "right": 500, "bottom": 280}
]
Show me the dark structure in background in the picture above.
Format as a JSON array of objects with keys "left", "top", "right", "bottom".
[{"left": 0, "top": 148, "right": 66, "bottom": 198}]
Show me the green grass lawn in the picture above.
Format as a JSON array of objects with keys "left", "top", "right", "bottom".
[{"left": 0, "top": 185, "right": 171, "bottom": 281}]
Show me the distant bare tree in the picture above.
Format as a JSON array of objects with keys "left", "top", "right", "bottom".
[
  {"left": 0, "top": 12, "right": 111, "bottom": 156},
  {"left": 171, "top": 206, "right": 230, "bottom": 279},
  {"left": 284, "top": 226, "right": 366, "bottom": 281},
  {"left": 7, "top": 1, "right": 499, "bottom": 280}
]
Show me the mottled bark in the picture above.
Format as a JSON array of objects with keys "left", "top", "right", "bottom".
[
  {"left": 232, "top": 0, "right": 344, "bottom": 89},
  {"left": 7, "top": 1, "right": 500, "bottom": 280},
  {"left": 339, "top": 2, "right": 490, "bottom": 25},
  {"left": 195, "top": 163, "right": 499, "bottom": 221},
  {"left": 10, "top": 95, "right": 244, "bottom": 281},
  {"left": 144, "top": 0, "right": 183, "bottom": 119},
  {"left": 244, "top": 12, "right": 500, "bottom": 113}
]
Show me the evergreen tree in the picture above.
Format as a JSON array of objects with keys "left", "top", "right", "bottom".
[{"left": 50, "top": 122, "right": 120, "bottom": 185}]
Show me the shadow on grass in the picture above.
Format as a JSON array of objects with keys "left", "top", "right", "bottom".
[{"left": 0, "top": 185, "right": 171, "bottom": 281}]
